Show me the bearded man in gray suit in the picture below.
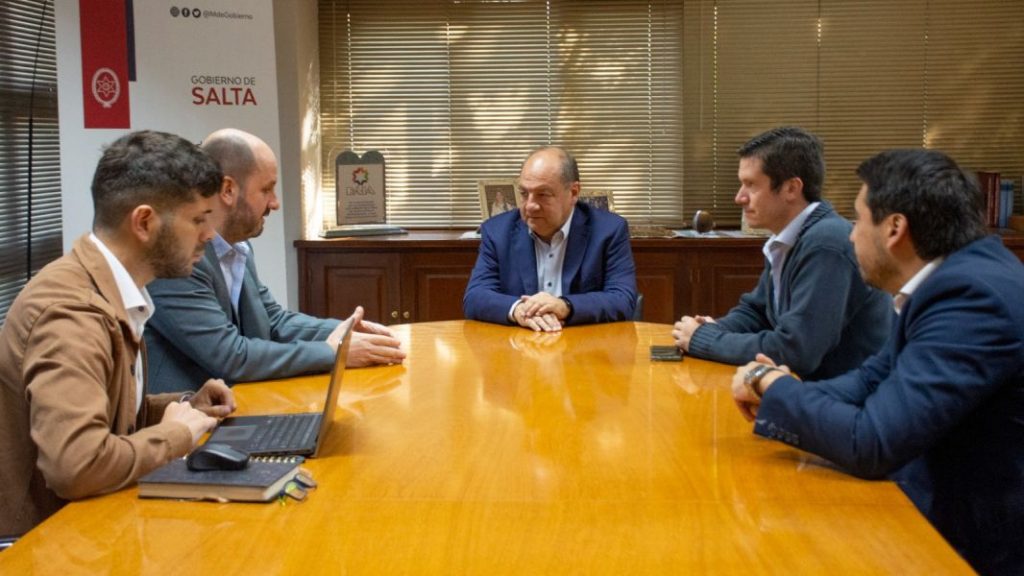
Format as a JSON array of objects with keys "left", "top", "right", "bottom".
[{"left": 145, "top": 129, "right": 405, "bottom": 393}]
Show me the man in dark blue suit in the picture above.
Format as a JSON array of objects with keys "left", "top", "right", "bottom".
[
  {"left": 731, "top": 149, "right": 1024, "bottom": 576},
  {"left": 463, "top": 146, "right": 637, "bottom": 332}
]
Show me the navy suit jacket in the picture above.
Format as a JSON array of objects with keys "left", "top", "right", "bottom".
[
  {"left": 145, "top": 242, "right": 339, "bottom": 393},
  {"left": 463, "top": 202, "right": 637, "bottom": 325},
  {"left": 755, "top": 236, "right": 1024, "bottom": 575}
]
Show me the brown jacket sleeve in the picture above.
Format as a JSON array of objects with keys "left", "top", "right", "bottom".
[{"left": 24, "top": 301, "right": 193, "bottom": 501}]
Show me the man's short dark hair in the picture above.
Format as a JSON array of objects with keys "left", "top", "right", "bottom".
[
  {"left": 91, "top": 130, "right": 222, "bottom": 231},
  {"left": 738, "top": 126, "right": 824, "bottom": 202},
  {"left": 200, "top": 131, "right": 256, "bottom": 186},
  {"left": 856, "top": 149, "right": 985, "bottom": 261},
  {"left": 524, "top": 145, "right": 580, "bottom": 187}
]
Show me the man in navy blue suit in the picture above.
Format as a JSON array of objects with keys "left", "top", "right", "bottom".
[
  {"left": 731, "top": 149, "right": 1024, "bottom": 575},
  {"left": 463, "top": 146, "right": 637, "bottom": 332}
]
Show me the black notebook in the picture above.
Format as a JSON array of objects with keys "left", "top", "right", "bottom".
[{"left": 138, "top": 456, "right": 302, "bottom": 502}]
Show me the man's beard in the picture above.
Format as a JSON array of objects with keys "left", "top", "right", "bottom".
[
  {"left": 148, "top": 224, "right": 196, "bottom": 278},
  {"left": 226, "top": 195, "right": 265, "bottom": 240},
  {"left": 859, "top": 236, "right": 900, "bottom": 292}
]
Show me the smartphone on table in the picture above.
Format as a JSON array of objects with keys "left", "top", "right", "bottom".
[{"left": 650, "top": 345, "right": 684, "bottom": 362}]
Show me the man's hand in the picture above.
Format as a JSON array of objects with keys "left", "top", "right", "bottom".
[
  {"left": 518, "top": 292, "right": 571, "bottom": 320},
  {"left": 671, "top": 315, "right": 714, "bottom": 351},
  {"left": 162, "top": 401, "right": 218, "bottom": 445},
  {"left": 190, "top": 378, "right": 236, "bottom": 418},
  {"left": 326, "top": 307, "right": 361, "bottom": 350},
  {"left": 730, "top": 353, "right": 791, "bottom": 422},
  {"left": 731, "top": 360, "right": 763, "bottom": 422},
  {"left": 512, "top": 295, "right": 564, "bottom": 332},
  {"left": 348, "top": 331, "right": 407, "bottom": 367},
  {"left": 354, "top": 317, "right": 393, "bottom": 337},
  {"left": 327, "top": 306, "right": 406, "bottom": 367}
]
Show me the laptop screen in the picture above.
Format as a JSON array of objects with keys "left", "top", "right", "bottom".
[{"left": 311, "top": 321, "right": 351, "bottom": 457}]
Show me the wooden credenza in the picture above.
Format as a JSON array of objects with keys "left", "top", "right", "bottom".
[
  {"left": 296, "top": 230, "right": 1024, "bottom": 326},
  {"left": 296, "top": 231, "right": 765, "bottom": 325},
  {"left": 297, "top": 231, "right": 480, "bottom": 325}
]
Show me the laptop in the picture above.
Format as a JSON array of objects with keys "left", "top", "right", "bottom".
[{"left": 204, "top": 324, "right": 351, "bottom": 458}]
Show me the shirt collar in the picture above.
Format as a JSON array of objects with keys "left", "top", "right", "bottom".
[
  {"left": 211, "top": 233, "right": 233, "bottom": 258},
  {"left": 893, "top": 258, "right": 944, "bottom": 314},
  {"left": 529, "top": 205, "right": 575, "bottom": 245},
  {"left": 88, "top": 233, "right": 154, "bottom": 337},
  {"left": 769, "top": 201, "right": 819, "bottom": 249},
  {"left": 212, "top": 233, "right": 250, "bottom": 259}
]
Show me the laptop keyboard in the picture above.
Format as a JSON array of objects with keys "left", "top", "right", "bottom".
[{"left": 249, "top": 413, "right": 320, "bottom": 452}]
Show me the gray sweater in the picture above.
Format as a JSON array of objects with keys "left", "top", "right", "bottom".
[{"left": 688, "top": 202, "right": 892, "bottom": 380}]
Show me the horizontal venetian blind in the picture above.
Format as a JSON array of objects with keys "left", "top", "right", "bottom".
[
  {"left": 549, "top": 1, "right": 684, "bottom": 224},
  {"left": 318, "top": 0, "right": 686, "bottom": 229},
  {"left": 818, "top": 0, "right": 928, "bottom": 216},
  {"left": 689, "top": 0, "right": 1023, "bottom": 226},
  {"left": 0, "top": 0, "right": 61, "bottom": 325},
  {"left": 925, "top": 0, "right": 1024, "bottom": 184},
  {"left": 712, "top": 0, "right": 818, "bottom": 226}
]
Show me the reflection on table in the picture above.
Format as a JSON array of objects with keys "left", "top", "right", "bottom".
[{"left": 0, "top": 321, "right": 971, "bottom": 574}]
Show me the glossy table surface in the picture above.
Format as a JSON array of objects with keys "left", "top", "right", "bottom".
[{"left": 0, "top": 321, "right": 972, "bottom": 574}]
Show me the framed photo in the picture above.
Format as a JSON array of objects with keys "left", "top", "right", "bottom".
[
  {"left": 578, "top": 188, "right": 615, "bottom": 212},
  {"left": 478, "top": 179, "right": 520, "bottom": 221}
]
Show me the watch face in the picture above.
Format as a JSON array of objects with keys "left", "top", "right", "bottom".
[
  {"left": 744, "top": 365, "right": 762, "bottom": 386},
  {"left": 744, "top": 364, "right": 772, "bottom": 397}
]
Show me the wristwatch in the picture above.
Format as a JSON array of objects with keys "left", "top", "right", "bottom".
[
  {"left": 743, "top": 364, "right": 778, "bottom": 399},
  {"left": 560, "top": 296, "right": 574, "bottom": 320}
]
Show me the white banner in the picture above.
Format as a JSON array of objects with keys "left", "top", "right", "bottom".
[{"left": 56, "top": 0, "right": 287, "bottom": 301}]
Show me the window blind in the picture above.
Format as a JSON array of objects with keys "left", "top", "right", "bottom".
[
  {"left": 0, "top": 0, "right": 61, "bottom": 325},
  {"left": 318, "top": 0, "right": 1023, "bottom": 230},
  {"left": 687, "top": 0, "right": 1024, "bottom": 225},
  {"left": 924, "top": 0, "right": 1024, "bottom": 180},
  {"left": 709, "top": 0, "right": 819, "bottom": 220},
  {"left": 318, "top": 0, "right": 686, "bottom": 229}
]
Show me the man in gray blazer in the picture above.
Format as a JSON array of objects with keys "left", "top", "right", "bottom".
[{"left": 145, "top": 129, "right": 405, "bottom": 393}]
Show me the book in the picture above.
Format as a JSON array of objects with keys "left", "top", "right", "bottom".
[
  {"left": 138, "top": 456, "right": 302, "bottom": 502},
  {"left": 999, "top": 179, "right": 1015, "bottom": 229},
  {"left": 977, "top": 171, "right": 1001, "bottom": 228}
]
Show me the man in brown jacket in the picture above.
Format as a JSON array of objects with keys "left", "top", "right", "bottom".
[{"left": 0, "top": 131, "right": 237, "bottom": 537}]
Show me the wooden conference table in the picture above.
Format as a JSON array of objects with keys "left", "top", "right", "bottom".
[{"left": 0, "top": 321, "right": 971, "bottom": 574}]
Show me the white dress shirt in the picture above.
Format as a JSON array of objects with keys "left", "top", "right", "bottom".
[
  {"left": 89, "top": 233, "right": 153, "bottom": 413},
  {"left": 508, "top": 209, "right": 576, "bottom": 320},
  {"left": 533, "top": 209, "right": 575, "bottom": 298},
  {"left": 212, "top": 233, "right": 250, "bottom": 312},
  {"left": 763, "top": 202, "right": 819, "bottom": 309},
  {"left": 893, "top": 258, "right": 943, "bottom": 315}
]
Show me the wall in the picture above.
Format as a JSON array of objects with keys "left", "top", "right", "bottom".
[
  {"left": 56, "top": 0, "right": 289, "bottom": 304},
  {"left": 272, "top": 0, "right": 321, "bottom": 310}
]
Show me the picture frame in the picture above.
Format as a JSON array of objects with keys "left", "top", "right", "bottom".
[
  {"left": 478, "top": 179, "right": 520, "bottom": 221},
  {"left": 335, "top": 150, "right": 386, "bottom": 225},
  {"left": 578, "top": 188, "right": 615, "bottom": 212}
]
